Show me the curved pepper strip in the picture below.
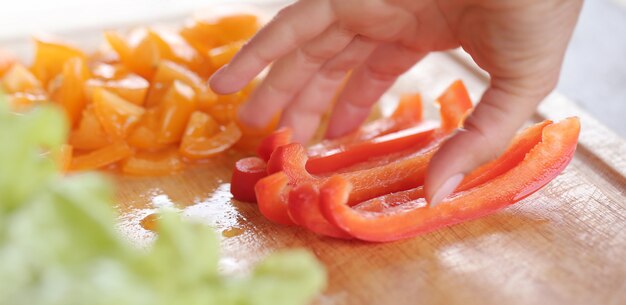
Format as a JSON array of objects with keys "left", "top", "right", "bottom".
[
  {"left": 319, "top": 118, "right": 580, "bottom": 242},
  {"left": 256, "top": 83, "right": 472, "bottom": 229},
  {"left": 257, "top": 92, "right": 425, "bottom": 163},
  {"left": 354, "top": 120, "right": 551, "bottom": 212}
]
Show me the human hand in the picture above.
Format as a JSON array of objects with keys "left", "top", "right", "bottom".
[{"left": 209, "top": 0, "right": 583, "bottom": 205}]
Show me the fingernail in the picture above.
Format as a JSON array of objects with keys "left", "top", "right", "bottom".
[{"left": 429, "top": 173, "right": 464, "bottom": 208}]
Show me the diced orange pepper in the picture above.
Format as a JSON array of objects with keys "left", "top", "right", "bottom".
[
  {"left": 7, "top": 92, "right": 47, "bottom": 112},
  {"left": 30, "top": 36, "right": 86, "bottom": 86},
  {"left": 121, "top": 148, "right": 184, "bottom": 176},
  {"left": 104, "top": 31, "right": 132, "bottom": 66},
  {"left": 156, "top": 80, "right": 197, "bottom": 144},
  {"left": 180, "top": 121, "right": 242, "bottom": 160},
  {"left": 207, "top": 100, "right": 238, "bottom": 125},
  {"left": 69, "top": 105, "right": 111, "bottom": 150},
  {"left": 91, "top": 63, "right": 130, "bottom": 80},
  {"left": 86, "top": 73, "right": 149, "bottom": 105},
  {"left": 0, "top": 48, "right": 17, "bottom": 77},
  {"left": 147, "top": 30, "right": 212, "bottom": 77},
  {"left": 105, "top": 29, "right": 159, "bottom": 80},
  {"left": 92, "top": 88, "right": 145, "bottom": 139},
  {"left": 212, "top": 14, "right": 259, "bottom": 43},
  {"left": 49, "top": 57, "right": 90, "bottom": 126},
  {"left": 69, "top": 142, "right": 133, "bottom": 171},
  {"left": 208, "top": 41, "right": 243, "bottom": 69},
  {"left": 144, "top": 61, "right": 206, "bottom": 107},
  {"left": 127, "top": 108, "right": 169, "bottom": 151},
  {"left": 1, "top": 64, "right": 44, "bottom": 93},
  {"left": 181, "top": 111, "right": 220, "bottom": 140}
]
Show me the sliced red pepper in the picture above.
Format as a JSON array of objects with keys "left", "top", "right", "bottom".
[
  {"left": 319, "top": 117, "right": 580, "bottom": 242},
  {"left": 288, "top": 183, "right": 353, "bottom": 239},
  {"left": 437, "top": 79, "right": 473, "bottom": 132},
  {"left": 231, "top": 156, "right": 267, "bottom": 202},
  {"left": 354, "top": 120, "right": 551, "bottom": 212},
  {"left": 257, "top": 92, "right": 424, "bottom": 163},
  {"left": 255, "top": 81, "right": 473, "bottom": 229},
  {"left": 305, "top": 121, "right": 438, "bottom": 174}
]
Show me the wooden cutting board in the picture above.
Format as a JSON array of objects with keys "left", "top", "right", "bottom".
[
  {"left": 113, "top": 50, "right": 626, "bottom": 305},
  {"left": 5, "top": 3, "right": 622, "bottom": 303}
]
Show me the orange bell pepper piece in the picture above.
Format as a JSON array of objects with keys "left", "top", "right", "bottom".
[
  {"left": 147, "top": 30, "right": 212, "bottom": 77},
  {"left": 1, "top": 64, "right": 43, "bottom": 93},
  {"left": 105, "top": 29, "right": 159, "bottom": 80},
  {"left": 121, "top": 148, "right": 184, "bottom": 176},
  {"left": 49, "top": 57, "right": 90, "bottom": 126},
  {"left": 0, "top": 48, "right": 17, "bottom": 77},
  {"left": 69, "top": 142, "right": 133, "bottom": 171},
  {"left": 319, "top": 118, "right": 580, "bottom": 242},
  {"left": 180, "top": 121, "right": 242, "bottom": 160},
  {"left": 144, "top": 61, "right": 213, "bottom": 108},
  {"left": 155, "top": 80, "right": 197, "bottom": 144},
  {"left": 180, "top": 14, "right": 259, "bottom": 55},
  {"left": 85, "top": 73, "right": 149, "bottom": 106},
  {"left": 30, "top": 36, "right": 86, "bottom": 86},
  {"left": 126, "top": 108, "right": 168, "bottom": 151},
  {"left": 69, "top": 105, "right": 112, "bottom": 150},
  {"left": 92, "top": 87, "right": 145, "bottom": 139},
  {"left": 207, "top": 41, "right": 244, "bottom": 69},
  {"left": 7, "top": 92, "right": 47, "bottom": 113}
]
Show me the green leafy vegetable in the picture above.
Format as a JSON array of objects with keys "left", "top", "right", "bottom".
[{"left": 0, "top": 92, "right": 326, "bottom": 305}]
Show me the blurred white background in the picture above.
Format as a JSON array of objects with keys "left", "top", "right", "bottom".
[{"left": 1, "top": 0, "right": 624, "bottom": 136}]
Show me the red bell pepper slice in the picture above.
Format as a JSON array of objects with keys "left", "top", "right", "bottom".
[
  {"left": 289, "top": 119, "right": 549, "bottom": 237},
  {"left": 354, "top": 120, "right": 551, "bottom": 212},
  {"left": 231, "top": 156, "right": 267, "bottom": 202},
  {"left": 319, "top": 117, "right": 580, "bottom": 242},
  {"left": 257, "top": 92, "right": 425, "bottom": 163}
]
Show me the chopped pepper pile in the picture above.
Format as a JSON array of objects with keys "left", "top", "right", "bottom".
[
  {"left": 0, "top": 13, "right": 276, "bottom": 176},
  {"left": 232, "top": 80, "right": 580, "bottom": 242}
]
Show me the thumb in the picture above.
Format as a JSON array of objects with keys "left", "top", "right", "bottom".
[{"left": 424, "top": 81, "right": 553, "bottom": 206}]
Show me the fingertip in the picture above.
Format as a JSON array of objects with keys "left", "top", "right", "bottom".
[{"left": 209, "top": 65, "right": 244, "bottom": 94}]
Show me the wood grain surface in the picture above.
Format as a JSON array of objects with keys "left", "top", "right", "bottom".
[{"left": 113, "top": 52, "right": 626, "bottom": 305}]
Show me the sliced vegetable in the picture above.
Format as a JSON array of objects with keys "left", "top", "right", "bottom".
[
  {"left": 93, "top": 87, "right": 145, "bottom": 139},
  {"left": 49, "top": 57, "right": 90, "bottom": 126},
  {"left": 319, "top": 118, "right": 580, "bottom": 242},
  {"left": 85, "top": 73, "right": 149, "bottom": 105},
  {"left": 254, "top": 81, "right": 473, "bottom": 228},
  {"left": 156, "top": 80, "right": 197, "bottom": 144},
  {"left": 1, "top": 63, "right": 43, "bottom": 93},
  {"left": 0, "top": 48, "right": 17, "bottom": 77},
  {"left": 181, "top": 121, "right": 242, "bottom": 160},
  {"left": 121, "top": 148, "right": 184, "bottom": 175},
  {"left": 231, "top": 157, "right": 268, "bottom": 202},
  {"left": 69, "top": 105, "right": 111, "bottom": 150},
  {"left": 30, "top": 36, "right": 86, "bottom": 86},
  {"left": 69, "top": 142, "right": 133, "bottom": 171}
]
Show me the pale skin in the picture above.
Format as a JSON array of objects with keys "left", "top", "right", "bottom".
[{"left": 210, "top": 0, "right": 584, "bottom": 206}]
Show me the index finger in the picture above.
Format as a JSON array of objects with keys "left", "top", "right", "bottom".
[{"left": 209, "top": 0, "right": 336, "bottom": 94}]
